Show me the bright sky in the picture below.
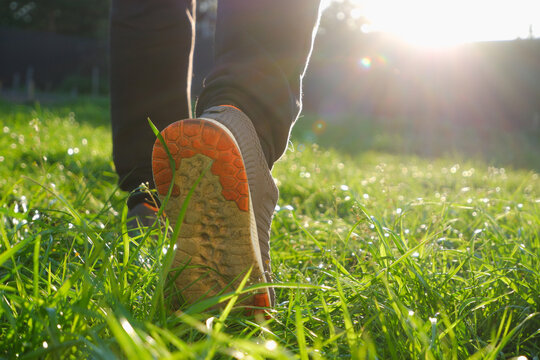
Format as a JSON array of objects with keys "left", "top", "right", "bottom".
[{"left": 325, "top": 0, "right": 540, "bottom": 47}]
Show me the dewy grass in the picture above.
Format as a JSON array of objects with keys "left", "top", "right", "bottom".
[{"left": 0, "top": 98, "right": 539, "bottom": 359}]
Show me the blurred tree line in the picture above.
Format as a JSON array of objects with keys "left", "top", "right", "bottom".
[
  {"left": 0, "top": 0, "right": 110, "bottom": 38},
  {"left": 0, "top": 0, "right": 363, "bottom": 38},
  {"left": 0, "top": 0, "right": 364, "bottom": 97}
]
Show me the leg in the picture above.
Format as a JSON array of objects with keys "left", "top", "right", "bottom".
[
  {"left": 196, "top": 0, "right": 323, "bottom": 167},
  {"left": 152, "top": 1, "right": 322, "bottom": 310},
  {"left": 110, "top": 0, "right": 196, "bottom": 195}
]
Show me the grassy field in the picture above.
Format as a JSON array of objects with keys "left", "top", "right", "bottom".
[{"left": 0, "top": 98, "right": 539, "bottom": 359}]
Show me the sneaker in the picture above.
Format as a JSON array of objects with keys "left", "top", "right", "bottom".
[
  {"left": 151, "top": 105, "right": 278, "bottom": 313},
  {"left": 126, "top": 188, "right": 161, "bottom": 232},
  {"left": 126, "top": 201, "right": 159, "bottom": 230}
]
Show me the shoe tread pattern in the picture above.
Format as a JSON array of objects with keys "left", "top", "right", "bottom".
[
  {"left": 151, "top": 119, "right": 269, "bottom": 309},
  {"left": 153, "top": 120, "right": 249, "bottom": 212}
]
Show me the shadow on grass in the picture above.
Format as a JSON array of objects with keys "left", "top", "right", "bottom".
[
  {"left": 17, "top": 149, "right": 114, "bottom": 178},
  {"left": 292, "top": 114, "right": 540, "bottom": 172},
  {"left": 2, "top": 97, "right": 538, "bottom": 171},
  {"left": 0, "top": 96, "right": 110, "bottom": 128}
]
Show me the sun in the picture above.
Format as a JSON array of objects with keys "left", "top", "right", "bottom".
[{"left": 346, "top": 0, "right": 539, "bottom": 48}]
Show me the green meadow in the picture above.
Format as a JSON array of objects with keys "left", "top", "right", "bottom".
[{"left": 0, "top": 98, "right": 538, "bottom": 359}]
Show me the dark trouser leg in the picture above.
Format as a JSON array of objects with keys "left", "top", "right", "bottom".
[
  {"left": 196, "top": 0, "right": 322, "bottom": 167},
  {"left": 110, "top": 0, "right": 195, "bottom": 193}
]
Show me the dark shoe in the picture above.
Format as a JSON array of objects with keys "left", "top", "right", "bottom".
[
  {"left": 152, "top": 105, "right": 278, "bottom": 313},
  {"left": 126, "top": 201, "right": 159, "bottom": 230}
]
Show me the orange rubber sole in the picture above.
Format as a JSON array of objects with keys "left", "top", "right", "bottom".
[
  {"left": 152, "top": 118, "right": 270, "bottom": 317},
  {"left": 153, "top": 120, "right": 249, "bottom": 212}
]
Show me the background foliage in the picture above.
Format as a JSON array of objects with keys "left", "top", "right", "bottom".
[{"left": 0, "top": 0, "right": 110, "bottom": 38}]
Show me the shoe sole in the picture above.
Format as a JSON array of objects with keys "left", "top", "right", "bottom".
[{"left": 152, "top": 118, "right": 270, "bottom": 312}]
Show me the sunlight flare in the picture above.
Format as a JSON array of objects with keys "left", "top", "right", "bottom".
[{"left": 345, "top": 0, "right": 540, "bottom": 47}]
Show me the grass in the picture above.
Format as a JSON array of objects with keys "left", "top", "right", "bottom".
[{"left": 0, "top": 97, "right": 539, "bottom": 359}]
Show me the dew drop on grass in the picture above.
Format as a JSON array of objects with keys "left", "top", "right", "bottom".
[
  {"left": 20, "top": 196, "right": 27, "bottom": 212},
  {"left": 120, "top": 318, "right": 136, "bottom": 336},
  {"left": 42, "top": 341, "right": 48, "bottom": 349},
  {"left": 205, "top": 317, "right": 215, "bottom": 330},
  {"left": 232, "top": 350, "right": 245, "bottom": 359},
  {"left": 363, "top": 193, "right": 369, "bottom": 199},
  {"left": 408, "top": 310, "right": 414, "bottom": 316},
  {"left": 340, "top": 184, "right": 349, "bottom": 191},
  {"left": 412, "top": 252, "right": 420, "bottom": 258},
  {"left": 517, "top": 203, "right": 523, "bottom": 209}
]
